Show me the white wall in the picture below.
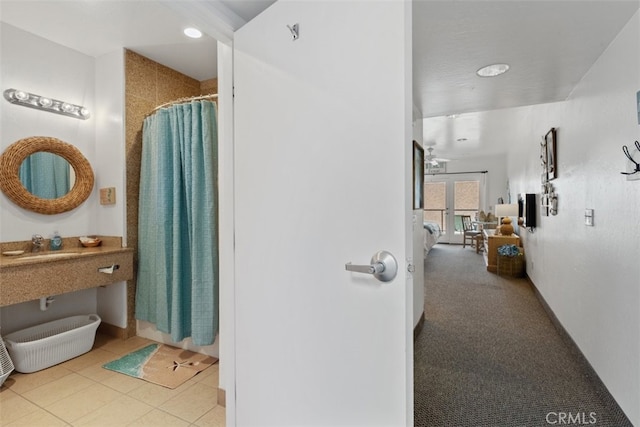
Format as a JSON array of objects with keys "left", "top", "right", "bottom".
[
  {"left": 413, "top": 112, "right": 425, "bottom": 327},
  {"left": 94, "top": 50, "right": 127, "bottom": 328},
  {"left": 504, "top": 11, "right": 639, "bottom": 424},
  {"left": 94, "top": 50, "right": 126, "bottom": 240},
  {"left": 217, "top": 40, "right": 234, "bottom": 400},
  {"left": 0, "top": 23, "right": 127, "bottom": 333},
  {"left": 0, "top": 23, "right": 96, "bottom": 239}
]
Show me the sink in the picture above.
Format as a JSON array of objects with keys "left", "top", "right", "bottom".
[
  {"left": 17, "top": 252, "right": 78, "bottom": 261},
  {"left": 1, "top": 236, "right": 135, "bottom": 307}
]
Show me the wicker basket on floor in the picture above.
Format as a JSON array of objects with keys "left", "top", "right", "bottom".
[{"left": 497, "top": 248, "right": 525, "bottom": 277}]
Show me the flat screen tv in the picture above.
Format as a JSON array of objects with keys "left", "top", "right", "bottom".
[{"left": 518, "top": 193, "right": 536, "bottom": 228}]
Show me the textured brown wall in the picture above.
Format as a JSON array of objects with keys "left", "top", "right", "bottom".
[
  {"left": 124, "top": 49, "right": 217, "bottom": 338},
  {"left": 200, "top": 78, "right": 218, "bottom": 94}
]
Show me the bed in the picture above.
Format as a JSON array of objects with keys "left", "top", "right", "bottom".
[{"left": 423, "top": 222, "right": 442, "bottom": 255}]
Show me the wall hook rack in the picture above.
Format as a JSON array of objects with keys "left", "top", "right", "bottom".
[
  {"left": 287, "top": 23, "right": 299, "bottom": 40},
  {"left": 621, "top": 140, "right": 640, "bottom": 175}
]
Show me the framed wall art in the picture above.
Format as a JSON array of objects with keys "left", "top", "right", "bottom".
[
  {"left": 413, "top": 141, "right": 424, "bottom": 209},
  {"left": 540, "top": 138, "right": 548, "bottom": 182},
  {"left": 545, "top": 128, "right": 557, "bottom": 180}
]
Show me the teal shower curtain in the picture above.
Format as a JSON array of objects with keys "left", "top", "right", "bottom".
[
  {"left": 135, "top": 100, "right": 218, "bottom": 346},
  {"left": 19, "top": 152, "right": 70, "bottom": 199}
]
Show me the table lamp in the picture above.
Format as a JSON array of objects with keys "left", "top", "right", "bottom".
[{"left": 495, "top": 203, "right": 519, "bottom": 235}]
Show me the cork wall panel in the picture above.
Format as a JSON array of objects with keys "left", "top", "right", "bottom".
[
  {"left": 125, "top": 51, "right": 158, "bottom": 102},
  {"left": 124, "top": 95, "right": 150, "bottom": 257},
  {"left": 201, "top": 78, "right": 218, "bottom": 94},
  {"left": 157, "top": 63, "right": 201, "bottom": 105}
]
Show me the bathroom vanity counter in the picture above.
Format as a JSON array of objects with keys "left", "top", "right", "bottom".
[{"left": 0, "top": 236, "right": 134, "bottom": 307}]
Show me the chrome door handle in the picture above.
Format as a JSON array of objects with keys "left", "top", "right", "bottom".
[{"left": 345, "top": 250, "right": 398, "bottom": 282}]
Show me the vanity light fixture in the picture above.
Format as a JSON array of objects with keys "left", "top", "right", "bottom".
[
  {"left": 476, "top": 63, "right": 510, "bottom": 77},
  {"left": 3, "top": 88, "right": 90, "bottom": 120}
]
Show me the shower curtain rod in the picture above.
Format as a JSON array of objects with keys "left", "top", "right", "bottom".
[
  {"left": 149, "top": 93, "right": 218, "bottom": 115},
  {"left": 425, "top": 170, "right": 488, "bottom": 175}
]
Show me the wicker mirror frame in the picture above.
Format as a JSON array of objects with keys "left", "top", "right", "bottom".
[{"left": 0, "top": 136, "right": 94, "bottom": 215}]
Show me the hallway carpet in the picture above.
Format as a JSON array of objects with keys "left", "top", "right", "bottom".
[{"left": 414, "top": 244, "right": 632, "bottom": 427}]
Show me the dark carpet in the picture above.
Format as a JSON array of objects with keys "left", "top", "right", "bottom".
[{"left": 414, "top": 244, "right": 632, "bottom": 427}]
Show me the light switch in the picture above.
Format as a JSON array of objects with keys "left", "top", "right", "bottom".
[
  {"left": 584, "top": 209, "right": 594, "bottom": 226},
  {"left": 100, "top": 187, "right": 116, "bottom": 205}
]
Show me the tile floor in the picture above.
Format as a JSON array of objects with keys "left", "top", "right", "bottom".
[{"left": 0, "top": 334, "right": 225, "bottom": 426}]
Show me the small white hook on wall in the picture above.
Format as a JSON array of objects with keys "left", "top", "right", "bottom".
[{"left": 287, "top": 23, "right": 299, "bottom": 40}]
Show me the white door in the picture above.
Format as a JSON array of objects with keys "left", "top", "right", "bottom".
[
  {"left": 233, "top": 1, "right": 412, "bottom": 425},
  {"left": 424, "top": 175, "right": 482, "bottom": 244}
]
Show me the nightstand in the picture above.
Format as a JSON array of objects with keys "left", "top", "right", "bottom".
[{"left": 482, "top": 229, "right": 520, "bottom": 273}]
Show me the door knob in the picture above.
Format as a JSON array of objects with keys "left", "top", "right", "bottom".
[{"left": 345, "top": 250, "right": 398, "bottom": 282}]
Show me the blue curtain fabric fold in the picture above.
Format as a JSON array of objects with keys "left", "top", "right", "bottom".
[
  {"left": 136, "top": 100, "right": 218, "bottom": 346},
  {"left": 19, "top": 152, "right": 70, "bottom": 199}
]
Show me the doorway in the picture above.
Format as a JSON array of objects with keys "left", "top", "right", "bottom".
[{"left": 424, "top": 174, "right": 483, "bottom": 244}]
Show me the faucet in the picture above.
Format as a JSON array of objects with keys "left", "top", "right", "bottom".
[{"left": 31, "top": 234, "right": 44, "bottom": 252}]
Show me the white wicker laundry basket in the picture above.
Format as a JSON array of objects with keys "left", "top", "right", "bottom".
[
  {"left": 4, "top": 314, "right": 101, "bottom": 373},
  {"left": 0, "top": 337, "right": 14, "bottom": 386}
]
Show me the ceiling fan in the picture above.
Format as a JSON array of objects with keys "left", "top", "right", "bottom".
[{"left": 425, "top": 147, "right": 450, "bottom": 166}]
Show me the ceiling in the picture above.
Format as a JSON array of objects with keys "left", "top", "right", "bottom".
[
  {"left": 1, "top": 0, "right": 638, "bottom": 160},
  {"left": 415, "top": 0, "right": 639, "bottom": 160}
]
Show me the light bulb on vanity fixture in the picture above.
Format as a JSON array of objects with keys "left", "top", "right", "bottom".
[
  {"left": 14, "top": 90, "right": 28, "bottom": 101},
  {"left": 61, "top": 102, "right": 75, "bottom": 113},
  {"left": 3, "top": 88, "right": 90, "bottom": 120},
  {"left": 39, "top": 97, "right": 53, "bottom": 107}
]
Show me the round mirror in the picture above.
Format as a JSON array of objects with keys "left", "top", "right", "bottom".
[
  {"left": 19, "top": 152, "right": 74, "bottom": 199},
  {"left": 0, "top": 136, "right": 94, "bottom": 214}
]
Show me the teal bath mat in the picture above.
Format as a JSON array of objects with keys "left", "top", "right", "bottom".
[{"left": 103, "top": 343, "right": 217, "bottom": 389}]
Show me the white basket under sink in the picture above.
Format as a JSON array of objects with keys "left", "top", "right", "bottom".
[{"left": 4, "top": 314, "right": 101, "bottom": 373}]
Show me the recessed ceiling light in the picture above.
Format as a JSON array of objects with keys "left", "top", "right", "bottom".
[
  {"left": 184, "top": 27, "right": 202, "bottom": 39},
  {"left": 476, "top": 63, "right": 510, "bottom": 77}
]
